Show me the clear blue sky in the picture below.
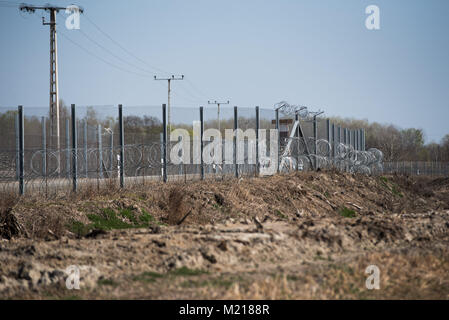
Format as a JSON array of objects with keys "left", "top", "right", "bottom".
[{"left": 1, "top": 0, "right": 448, "bottom": 142}]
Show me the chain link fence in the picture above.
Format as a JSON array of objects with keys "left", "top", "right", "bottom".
[{"left": 3, "top": 103, "right": 443, "bottom": 197}]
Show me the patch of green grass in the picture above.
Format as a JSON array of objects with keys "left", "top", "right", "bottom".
[
  {"left": 68, "top": 208, "right": 164, "bottom": 236},
  {"left": 170, "top": 267, "right": 208, "bottom": 277},
  {"left": 133, "top": 267, "right": 208, "bottom": 284},
  {"left": 119, "top": 208, "right": 138, "bottom": 224},
  {"left": 379, "top": 177, "right": 404, "bottom": 198},
  {"left": 274, "top": 209, "right": 287, "bottom": 219},
  {"left": 287, "top": 275, "right": 300, "bottom": 281},
  {"left": 97, "top": 278, "right": 118, "bottom": 287},
  {"left": 391, "top": 185, "right": 404, "bottom": 198},
  {"left": 87, "top": 209, "right": 134, "bottom": 230},
  {"left": 132, "top": 271, "right": 164, "bottom": 283},
  {"left": 67, "top": 220, "right": 90, "bottom": 237},
  {"left": 139, "top": 209, "right": 155, "bottom": 224},
  {"left": 339, "top": 207, "right": 356, "bottom": 218},
  {"left": 324, "top": 191, "right": 330, "bottom": 198},
  {"left": 181, "top": 278, "right": 233, "bottom": 289}
]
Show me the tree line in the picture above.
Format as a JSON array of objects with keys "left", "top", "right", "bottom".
[
  {"left": 1, "top": 101, "right": 448, "bottom": 162},
  {"left": 329, "top": 116, "right": 449, "bottom": 162}
]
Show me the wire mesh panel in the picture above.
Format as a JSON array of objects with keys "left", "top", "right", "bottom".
[
  {"left": 383, "top": 161, "right": 449, "bottom": 177},
  {"left": 237, "top": 107, "right": 257, "bottom": 177},
  {"left": 0, "top": 102, "right": 399, "bottom": 195},
  {"left": 74, "top": 105, "right": 118, "bottom": 191},
  {"left": 168, "top": 106, "right": 201, "bottom": 182},
  {"left": 202, "top": 105, "right": 235, "bottom": 179},
  {"left": 0, "top": 107, "right": 18, "bottom": 193},
  {"left": 21, "top": 106, "right": 71, "bottom": 196},
  {"left": 122, "top": 105, "right": 163, "bottom": 186}
]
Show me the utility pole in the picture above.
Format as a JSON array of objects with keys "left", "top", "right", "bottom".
[
  {"left": 19, "top": 4, "right": 83, "bottom": 160},
  {"left": 208, "top": 100, "right": 229, "bottom": 134},
  {"left": 154, "top": 75, "right": 184, "bottom": 134}
]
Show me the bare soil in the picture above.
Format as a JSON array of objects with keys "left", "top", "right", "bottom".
[{"left": 1, "top": 171, "right": 448, "bottom": 299}]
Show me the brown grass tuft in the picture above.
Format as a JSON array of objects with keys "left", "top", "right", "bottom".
[{"left": 167, "top": 186, "right": 187, "bottom": 225}]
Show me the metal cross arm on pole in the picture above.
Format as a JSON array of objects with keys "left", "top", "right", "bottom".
[{"left": 208, "top": 100, "right": 230, "bottom": 134}]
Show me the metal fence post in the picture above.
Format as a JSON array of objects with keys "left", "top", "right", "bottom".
[
  {"left": 41, "top": 116, "right": 47, "bottom": 180},
  {"left": 162, "top": 104, "right": 167, "bottom": 183},
  {"left": 326, "top": 119, "right": 331, "bottom": 157},
  {"left": 358, "top": 129, "right": 361, "bottom": 151},
  {"left": 361, "top": 128, "right": 365, "bottom": 151},
  {"left": 119, "top": 104, "right": 124, "bottom": 187},
  {"left": 331, "top": 123, "right": 335, "bottom": 161},
  {"left": 234, "top": 106, "right": 238, "bottom": 178},
  {"left": 71, "top": 104, "right": 77, "bottom": 192},
  {"left": 275, "top": 108, "right": 280, "bottom": 173},
  {"left": 350, "top": 130, "right": 354, "bottom": 149},
  {"left": 18, "top": 106, "right": 24, "bottom": 195},
  {"left": 357, "top": 129, "right": 361, "bottom": 151},
  {"left": 66, "top": 118, "right": 70, "bottom": 178},
  {"left": 313, "top": 115, "right": 318, "bottom": 170},
  {"left": 84, "top": 120, "right": 88, "bottom": 178},
  {"left": 255, "top": 106, "right": 260, "bottom": 176},
  {"left": 337, "top": 126, "right": 341, "bottom": 169},
  {"left": 98, "top": 124, "right": 103, "bottom": 179},
  {"left": 200, "top": 106, "right": 204, "bottom": 180},
  {"left": 337, "top": 126, "right": 341, "bottom": 145},
  {"left": 15, "top": 114, "right": 20, "bottom": 181},
  {"left": 109, "top": 130, "right": 113, "bottom": 175},
  {"left": 343, "top": 128, "right": 348, "bottom": 172},
  {"left": 296, "top": 112, "right": 300, "bottom": 171}
]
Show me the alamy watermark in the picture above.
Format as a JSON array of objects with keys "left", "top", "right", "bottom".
[
  {"left": 365, "top": 5, "right": 380, "bottom": 30},
  {"left": 65, "top": 265, "right": 80, "bottom": 290},
  {"left": 169, "top": 124, "right": 279, "bottom": 176},
  {"left": 365, "top": 265, "right": 380, "bottom": 290},
  {"left": 65, "top": 5, "right": 81, "bottom": 30}
]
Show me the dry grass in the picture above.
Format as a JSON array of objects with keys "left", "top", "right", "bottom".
[
  {"left": 223, "top": 275, "right": 293, "bottom": 300},
  {"left": 2, "top": 171, "right": 449, "bottom": 240},
  {"left": 0, "top": 191, "right": 22, "bottom": 239},
  {"left": 0, "top": 191, "right": 19, "bottom": 213},
  {"left": 167, "top": 186, "right": 187, "bottom": 225}
]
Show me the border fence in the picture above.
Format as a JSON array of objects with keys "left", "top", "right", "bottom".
[
  {"left": 1, "top": 102, "right": 438, "bottom": 197},
  {"left": 383, "top": 161, "right": 449, "bottom": 177}
]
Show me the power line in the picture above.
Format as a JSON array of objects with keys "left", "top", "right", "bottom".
[
  {"left": 83, "top": 13, "right": 169, "bottom": 75},
  {"left": 77, "top": 28, "right": 157, "bottom": 76},
  {"left": 176, "top": 82, "right": 206, "bottom": 102},
  {"left": 59, "top": 31, "right": 152, "bottom": 78},
  {"left": 61, "top": 32, "right": 204, "bottom": 105},
  {"left": 185, "top": 78, "right": 209, "bottom": 100},
  {"left": 81, "top": 12, "right": 211, "bottom": 101},
  {"left": 18, "top": 6, "right": 211, "bottom": 107}
]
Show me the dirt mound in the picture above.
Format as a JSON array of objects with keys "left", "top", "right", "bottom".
[
  {"left": 1, "top": 171, "right": 449, "bottom": 299},
  {"left": 1, "top": 171, "right": 448, "bottom": 240}
]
